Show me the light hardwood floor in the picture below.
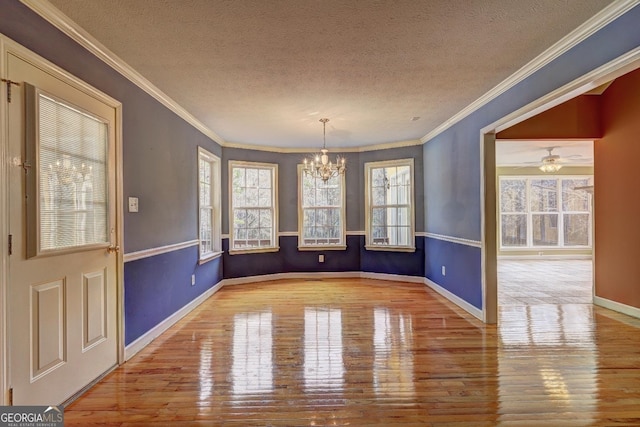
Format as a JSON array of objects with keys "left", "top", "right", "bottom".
[
  {"left": 499, "top": 259, "right": 593, "bottom": 305},
  {"left": 65, "top": 278, "right": 640, "bottom": 426}
]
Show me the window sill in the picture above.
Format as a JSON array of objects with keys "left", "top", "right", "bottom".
[
  {"left": 298, "top": 245, "right": 347, "bottom": 251},
  {"left": 365, "top": 245, "right": 416, "bottom": 253},
  {"left": 198, "top": 250, "right": 223, "bottom": 265},
  {"left": 228, "top": 246, "right": 280, "bottom": 255}
]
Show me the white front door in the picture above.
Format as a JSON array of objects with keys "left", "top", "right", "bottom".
[{"left": 6, "top": 51, "right": 119, "bottom": 405}]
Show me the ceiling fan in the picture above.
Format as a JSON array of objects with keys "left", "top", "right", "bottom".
[
  {"left": 539, "top": 147, "right": 563, "bottom": 173},
  {"left": 526, "top": 146, "right": 591, "bottom": 172}
]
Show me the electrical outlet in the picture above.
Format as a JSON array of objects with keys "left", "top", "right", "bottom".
[
  {"left": 441, "top": 265, "right": 446, "bottom": 276},
  {"left": 319, "top": 254, "right": 325, "bottom": 263},
  {"left": 191, "top": 274, "right": 196, "bottom": 286},
  {"left": 128, "top": 197, "right": 139, "bottom": 213}
]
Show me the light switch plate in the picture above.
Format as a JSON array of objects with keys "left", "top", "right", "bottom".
[{"left": 128, "top": 197, "right": 139, "bottom": 213}]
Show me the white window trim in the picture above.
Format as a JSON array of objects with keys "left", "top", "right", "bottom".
[
  {"left": 364, "top": 158, "right": 416, "bottom": 252},
  {"left": 228, "top": 160, "right": 279, "bottom": 255},
  {"left": 198, "top": 147, "right": 222, "bottom": 264},
  {"left": 297, "top": 164, "right": 347, "bottom": 251},
  {"left": 499, "top": 175, "right": 593, "bottom": 250}
]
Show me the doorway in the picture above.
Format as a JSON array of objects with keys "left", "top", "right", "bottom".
[
  {"left": 495, "top": 140, "right": 594, "bottom": 307},
  {"left": 481, "top": 48, "right": 640, "bottom": 324}
]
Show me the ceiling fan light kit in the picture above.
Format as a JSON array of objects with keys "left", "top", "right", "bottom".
[{"left": 539, "top": 148, "right": 563, "bottom": 173}]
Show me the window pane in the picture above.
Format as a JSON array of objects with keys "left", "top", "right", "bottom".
[
  {"left": 501, "top": 214, "right": 527, "bottom": 247},
  {"left": 200, "top": 182, "right": 211, "bottom": 206},
  {"left": 233, "top": 191, "right": 244, "bottom": 208},
  {"left": 246, "top": 168, "right": 258, "bottom": 188},
  {"left": 532, "top": 213, "right": 559, "bottom": 246},
  {"left": 562, "top": 179, "right": 590, "bottom": 211},
  {"left": 372, "top": 208, "right": 385, "bottom": 226},
  {"left": 258, "top": 189, "right": 271, "bottom": 207},
  {"left": 259, "top": 209, "right": 272, "bottom": 228},
  {"left": 372, "top": 187, "right": 386, "bottom": 206},
  {"left": 258, "top": 169, "right": 271, "bottom": 188},
  {"left": 245, "top": 188, "right": 258, "bottom": 207},
  {"left": 564, "top": 213, "right": 589, "bottom": 246},
  {"left": 500, "top": 179, "right": 526, "bottom": 212},
  {"left": 393, "top": 226, "right": 411, "bottom": 246},
  {"left": 372, "top": 226, "right": 388, "bottom": 244},
  {"left": 233, "top": 168, "right": 245, "bottom": 188},
  {"left": 530, "top": 179, "right": 558, "bottom": 212},
  {"left": 38, "top": 93, "right": 108, "bottom": 252},
  {"left": 372, "top": 168, "right": 386, "bottom": 187}
]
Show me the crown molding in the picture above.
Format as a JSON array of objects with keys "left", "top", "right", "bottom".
[
  {"left": 223, "top": 138, "right": 423, "bottom": 154},
  {"left": 420, "top": 0, "right": 640, "bottom": 144},
  {"left": 21, "top": 0, "right": 225, "bottom": 145}
]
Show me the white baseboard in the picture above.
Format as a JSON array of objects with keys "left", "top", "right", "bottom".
[
  {"left": 221, "top": 271, "right": 426, "bottom": 286},
  {"left": 594, "top": 296, "right": 640, "bottom": 320},
  {"left": 424, "top": 278, "right": 484, "bottom": 320},
  {"left": 124, "top": 282, "right": 224, "bottom": 360},
  {"left": 360, "top": 272, "right": 425, "bottom": 284}
]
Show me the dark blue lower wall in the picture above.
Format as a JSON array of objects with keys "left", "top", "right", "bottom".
[
  {"left": 124, "top": 245, "right": 223, "bottom": 345},
  {"left": 223, "top": 235, "right": 425, "bottom": 279},
  {"left": 223, "top": 235, "right": 362, "bottom": 279},
  {"left": 424, "top": 237, "right": 482, "bottom": 309},
  {"left": 361, "top": 236, "right": 425, "bottom": 277}
]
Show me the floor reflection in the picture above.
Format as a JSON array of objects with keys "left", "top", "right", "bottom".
[
  {"left": 232, "top": 311, "right": 273, "bottom": 397},
  {"left": 498, "top": 304, "right": 597, "bottom": 423},
  {"left": 373, "top": 307, "right": 415, "bottom": 399},
  {"left": 198, "top": 337, "right": 214, "bottom": 401},
  {"left": 304, "top": 307, "right": 344, "bottom": 391}
]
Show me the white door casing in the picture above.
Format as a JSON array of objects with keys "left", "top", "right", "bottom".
[{"left": 4, "top": 44, "right": 122, "bottom": 405}]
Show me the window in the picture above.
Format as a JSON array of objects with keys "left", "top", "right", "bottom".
[
  {"left": 499, "top": 176, "right": 592, "bottom": 249},
  {"left": 229, "top": 161, "right": 278, "bottom": 253},
  {"left": 364, "top": 159, "right": 415, "bottom": 252},
  {"left": 298, "top": 165, "right": 346, "bottom": 250},
  {"left": 198, "top": 147, "right": 221, "bottom": 262}
]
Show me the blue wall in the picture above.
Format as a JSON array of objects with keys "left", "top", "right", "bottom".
[
  {"left": 124, "top": 246, "right": 222, "bottom": 344},
  {"left": 423, "top": 4, "right": 640, "bottom": 308}
]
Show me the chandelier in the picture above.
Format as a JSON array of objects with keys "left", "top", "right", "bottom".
[{"left": 302, "top": 118, "right": 345, "bottom": 182}]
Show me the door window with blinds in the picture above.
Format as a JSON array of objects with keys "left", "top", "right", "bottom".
[{"left": 26, "top": 84, "right": 110, "bottom": 257}]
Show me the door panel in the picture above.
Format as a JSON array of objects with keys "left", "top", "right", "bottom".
[{"left": 7, "top": 52, "right": 118, "bottom": 405}]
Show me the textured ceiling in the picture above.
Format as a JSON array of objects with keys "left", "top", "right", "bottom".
[
  {"left": 45, "top": 0, "right": 614, "bottom": 149},
  {"left": 496, "top": 140, "right": 594, "bottom": 166}
]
